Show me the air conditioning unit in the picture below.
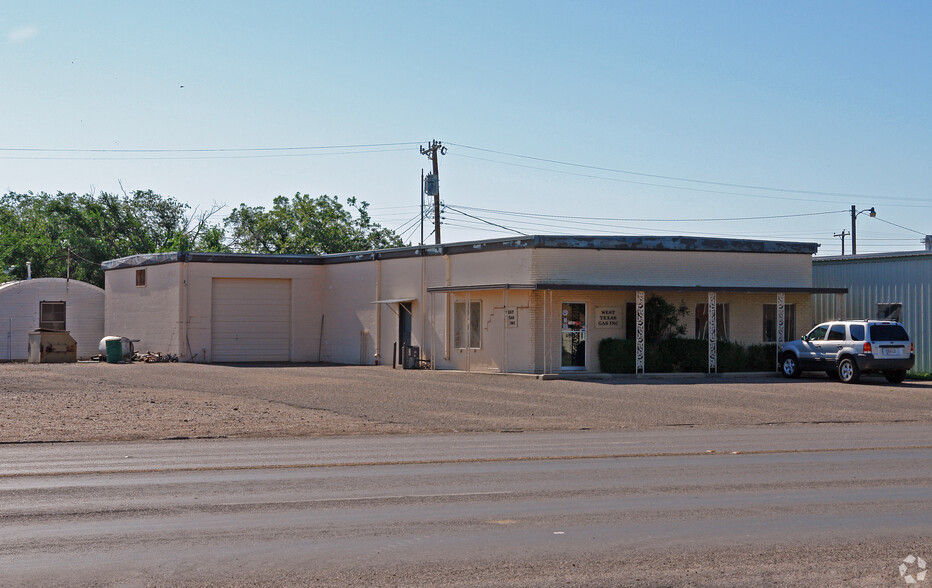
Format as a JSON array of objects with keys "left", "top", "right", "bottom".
[{"left": 402, "top": 345, "right": 420, "bottom": 370}]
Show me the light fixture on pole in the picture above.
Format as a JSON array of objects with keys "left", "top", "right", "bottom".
[{"left": 850, "top": 205, "right": 876, "bottom": 255}]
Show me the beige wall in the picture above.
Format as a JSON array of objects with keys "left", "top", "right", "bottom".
[
  {"left": 440, "top": 289, "right": 535, "bottom": 373},
  {"left": 106, "top": 262, "right": 323, "bottom": 361},
  {"left": 448, "top": 248, "right": 533, "bottom": 287},
  {"left": 319, "top": 261, "right": 378, "bottom": 365},
  {"left": 103, "top": 245, "right": 813, "bottom": 373},
  {"left": 106, "top": 263, "right": 182, "bottom": 356},
  {"left": 533, "top": 249, "right": 813, "bottom": 289}
]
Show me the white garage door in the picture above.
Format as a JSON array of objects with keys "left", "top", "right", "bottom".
[{"left": 211, "top": 278, "right": 291, "bottom": 362}]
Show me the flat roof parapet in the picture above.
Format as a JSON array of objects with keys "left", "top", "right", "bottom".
[{"left": 102, "top": 235, "right": 820, "bottom": 270}]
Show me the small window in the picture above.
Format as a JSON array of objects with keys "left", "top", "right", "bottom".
[
  {"left": 876, "top": 303, "right": 902, "bottom": 322},
  {"left": 827, "top": 324, "right": 847, "bottom": 341},
  {"left": 39, "top": 301, "right": 66, "bottom": 330},
  {"left": 453, "top": 300, "right": 481, "bottom": 349},
  {"left": 763, "top": 304, "right": 796, "bottom": 342},
  {"left": 849, "top": 324, "right": 865, "bottom": 341},
  {"left": 695, "top": 303, "right": 729, "bottom": 340},
  {"left": 136, "top": 269, "right": 147, "bottom": 287},
  {"left": 625, "top": 302, "right": 636, "bottom": 340},
  {"left": 806, "top": 325, "right": 829, "bottom": 341}
]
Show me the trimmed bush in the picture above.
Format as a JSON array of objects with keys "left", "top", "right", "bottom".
[{"left": 598, "top": 338, "right": 778, "bottom": 374}]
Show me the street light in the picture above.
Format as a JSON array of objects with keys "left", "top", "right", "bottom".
[{"left": 850, "top": 205, "right": 876, "bottom": 255}]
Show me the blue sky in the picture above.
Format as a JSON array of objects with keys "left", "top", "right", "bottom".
[{"left": 3, "top": 1, "right": 930, "bottom": 255}]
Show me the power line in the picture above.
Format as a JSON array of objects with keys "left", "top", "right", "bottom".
[
  {"left": 446, "top": 203, "right": 848, "bottom": 223},
  {"left": 0, "top": 141, "right": 423, "bottom": 154},
  {"left": 443, "top": 204, "right": 528, "bottom": 236},
  {"left": 392, "top": 212, "right": 423, "bottom": 234},
  {"left": 871, "top": 216, "right": 926, "bottom": 235},
  {"left": 447, "top": 142, "right": 931, "bottom": 203},
  {"left": 450, "top": 152, "right": 932, "bottom": 208},
  {"left": 0, "top": 146, "right": 414, "bottom": 161}
]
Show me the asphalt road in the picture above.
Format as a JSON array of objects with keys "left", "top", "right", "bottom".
[{"left": 2, "top": 424, "right": 931, "bottom": 587}]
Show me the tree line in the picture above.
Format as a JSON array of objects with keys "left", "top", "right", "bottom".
[{"left": 0, "top": 190, "right": 404, "bottom": 288}]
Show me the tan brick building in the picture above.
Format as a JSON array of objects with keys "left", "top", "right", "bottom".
[{"left": 102, "top": 236, "right": 840, "bottom": 374}]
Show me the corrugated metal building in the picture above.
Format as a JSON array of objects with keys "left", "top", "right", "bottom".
[
  {"left": 813, "top": 250, "right": 931, "bottom": 373},
  {"left": 0, "top": 278, "right": 105, "bottom": 361}
]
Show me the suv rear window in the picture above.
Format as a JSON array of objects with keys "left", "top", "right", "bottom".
[
  {"left": 869, "top": 324, "right": 909, "bottom": 341},
  {"left": 849, "top": 324, "right": 865, "bottom": 341}
]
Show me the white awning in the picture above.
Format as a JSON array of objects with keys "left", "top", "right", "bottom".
[{"left": 370, "top": 298, "right": 416, "bottom": 304}]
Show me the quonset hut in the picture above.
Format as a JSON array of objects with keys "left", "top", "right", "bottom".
[{"left": 0, "top": 278, "right": 105, "bottom": 361}]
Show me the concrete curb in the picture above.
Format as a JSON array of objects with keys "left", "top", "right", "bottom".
[
  {"left": 537, "top": 371, "right": 781, "bottom": 382},
  {"left": 426, "top": 368, "right": 782, "bottom": 382}
]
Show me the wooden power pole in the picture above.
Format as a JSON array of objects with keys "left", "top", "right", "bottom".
[{"left": 420, "top": 140, "right": 446, "bottom": 244}]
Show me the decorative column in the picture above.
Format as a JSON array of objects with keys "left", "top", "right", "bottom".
[
  {"left": 635, "top": 291, "right": 645, "bottom": 374},
  {"left": 776, "top": 293, "right": 785, "bottom": 372},
  {"left": 708, "top": 292, "right": 717, "bottom": 373}
]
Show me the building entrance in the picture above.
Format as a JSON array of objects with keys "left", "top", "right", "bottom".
[{"left": 561, "top": 302, "right": 586, "bottom": 370}]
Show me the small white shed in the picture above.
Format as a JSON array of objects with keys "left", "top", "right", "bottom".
[{"left": 0, "top": 278, "right": 104, "bottom": 361}]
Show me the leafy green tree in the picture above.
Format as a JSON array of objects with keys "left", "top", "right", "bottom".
[
  {"left": 0, "top": 189, "right": 402, "bottom": 288},
  {"left": 225, "top": 193, "right": 404, "bottom": 254},
  {"left": 0, "top": 190, "right": 219, "bottom": 287},
  {"left": 644, "top": 295, "right": 689, "bottom": 341}
]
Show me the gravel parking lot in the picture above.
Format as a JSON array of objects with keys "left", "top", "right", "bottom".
[{"left": 1, "top": 362, "right": 929, "bottom": 443}]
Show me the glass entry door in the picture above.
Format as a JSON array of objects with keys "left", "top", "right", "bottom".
[{"left": 561, "top": 302, "right": 586, "bottom": 370}]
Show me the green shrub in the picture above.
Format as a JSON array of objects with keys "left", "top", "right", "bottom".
[
  {"left": 597, "top": 338, "right": 636, "bottom": 374},
  {"left": 598, "top": 338, "right": 779, "bottom": 373},
  {"left": 744, "top": 343, "right": 779, "bottom": 372}
]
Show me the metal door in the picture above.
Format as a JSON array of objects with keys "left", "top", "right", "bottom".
[
  {"left": 800, "top": 324, "right": 829, "bottom": 365},
  {"left": 211, "top": 278, "right": 292, "bottom": 362},
  {"left": 815, "top": 323, "right": 847, "bottom": 365}
]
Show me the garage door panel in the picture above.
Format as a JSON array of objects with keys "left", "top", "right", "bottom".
[{"left": 211, "top": 278, "right": 291, "bottom": 362}]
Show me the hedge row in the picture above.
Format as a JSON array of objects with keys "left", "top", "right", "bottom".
[{"left": 597, "top": 338, "right": 778, "bottom": 374}]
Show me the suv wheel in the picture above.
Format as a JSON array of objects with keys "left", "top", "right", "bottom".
[
  {"left": 837, "top": 357, "right": 861, "bottom": 384},
  {"left": 884, "top": 369, "right": 907, "bottom": 384},
  {"left": 781, "top": 354, "right": 801, "bottom": 379}
]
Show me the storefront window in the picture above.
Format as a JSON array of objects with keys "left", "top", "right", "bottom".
[
  {"left": 454, "top": 301, "right": 481, "bottom": 349},
  {"left": 763, "top": 304, "right": 796, "bottom": 342},
  {"left": 695, "top": 303, "right": 729, "bottom": 340}
]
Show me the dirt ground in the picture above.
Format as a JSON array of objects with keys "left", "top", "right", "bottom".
[{"left": 1, "top": 362, "right": 930, "bottom": 443}]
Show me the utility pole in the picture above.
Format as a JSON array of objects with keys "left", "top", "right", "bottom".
[
  {"left": 420, "top": 169, "right": 425, "bottom": 246},
  {"left": 850, "top": 205, "right": 857, "bottom": 256},
  {"left": 833, "top": 230, "right": 849, "bottom": 256},
  {"left": 851, "top": 205, "right": 876, "bottom": 256},
  {"left": 420, "top": 140, "right": 446, "bottom": 245}
]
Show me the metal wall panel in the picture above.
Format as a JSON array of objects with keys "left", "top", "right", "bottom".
[{"left": 813, "top": 254, "right": 931, "bottom": 372}]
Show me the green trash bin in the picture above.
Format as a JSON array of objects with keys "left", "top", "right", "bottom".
[{"left": 105, "top": 339, "right": 123, "bottom": 364}]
